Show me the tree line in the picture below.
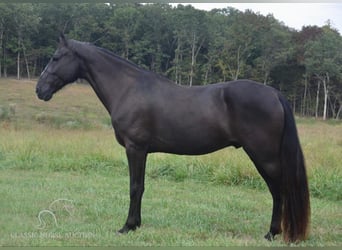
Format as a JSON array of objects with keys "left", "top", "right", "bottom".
[{"left": 0, "top": 3, "right": 341, "bottom": 119}]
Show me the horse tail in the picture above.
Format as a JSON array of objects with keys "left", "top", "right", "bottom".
[{"left": 278, "top": 94, "right": 310, "bottom": 243}]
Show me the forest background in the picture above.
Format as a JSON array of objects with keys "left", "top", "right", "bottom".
[{"left": 0, "top": 3, "right": 341, "bottom": 119}]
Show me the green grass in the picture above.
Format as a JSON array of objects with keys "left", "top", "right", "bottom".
[
  {"left": 0, "top": 169, "right": 340, "bottom": 246},
  {"left": 0, "top": 78, "right": 341, "bottom": 246}
]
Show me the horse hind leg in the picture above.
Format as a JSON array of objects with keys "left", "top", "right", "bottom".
[
  {"left": 256, "top": 161, "right": 283, "bottom": 241},
  {"left": 244, "top": 148, "right": 283, "bottom": 240},
  {"left": 263, "top": 174, "right": 282, "bottom": 241}
]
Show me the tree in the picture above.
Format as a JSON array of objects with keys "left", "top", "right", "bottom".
[
  {"left": 170, "top": 5, "right": 207, "bottom": 86},
  {"left": 68, "top": 3, "right": 111, "bottom": 44},
  {"left": 0, "top": 3, "right": 17, "bottom": 77},
  {"left": 105, "top": 4, "right": 142, "bottom": 60},
  {"left": 304, "top": 25, "right": 342, "bottom": 120},
  {"left": 212, "top": 8, "right": 254, "bottom": 81},
  {"left": 33, "top": 3, "right": 82, "bottom": 76},
  {"left": 0, "top": 2, "right": 340, "bottom": 120},
  {"left": 203, "top": 8, "right": 230, "bottom": 83},
  {"left": 13, "top": 4, "right": 39, "bottom": 79},
  {"left": 253, "top": 14, "right": 291, "bottom": 84},
  {"left": 292, "top": 26, "right": 323, "bottom": 116},
  {"left": 131, "top": 4, "right": 173, "bottom": 74}
]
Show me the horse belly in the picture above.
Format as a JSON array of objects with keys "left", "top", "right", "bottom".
[
  {"left": 150, "top": 134, "right": 231, "bottom": 155},
  {"left": 149, "top": 111, "right": 234, "bottom": 155}
]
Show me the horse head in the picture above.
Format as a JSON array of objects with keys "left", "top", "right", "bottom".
[{"left": 36, "top": 34, "right": 81, "bottom": 101}]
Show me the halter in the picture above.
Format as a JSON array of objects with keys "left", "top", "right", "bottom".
[{"left": 40, "top": 60, "right": 66, "bottom": 84}]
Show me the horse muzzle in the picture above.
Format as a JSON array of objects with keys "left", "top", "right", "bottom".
[{"left": 36, "top": 83, "right": 53, "bottom": 101}]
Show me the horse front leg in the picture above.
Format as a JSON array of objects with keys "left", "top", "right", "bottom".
[{"left": 118, "top": 145, "right": 147, "bottom": 234}]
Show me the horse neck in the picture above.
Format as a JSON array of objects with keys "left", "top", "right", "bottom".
[{"left": 73, "top": 42, "right": 142, "bottom": 114}]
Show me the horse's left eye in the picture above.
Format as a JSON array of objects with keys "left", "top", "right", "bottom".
[{"left": 52, "top": 56, "right": 59, "bottom": 61}]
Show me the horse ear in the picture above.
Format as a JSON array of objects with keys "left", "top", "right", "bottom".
[{"left": 59, "top": 33, "right": 68, "bottom": 47}]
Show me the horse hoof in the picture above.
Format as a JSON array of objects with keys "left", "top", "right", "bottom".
[
  {"left": 118, "top": 226, "right": 129, "bottom": 234},
  {"left": 264, "top": 231, "right": 274, "bottom": 241},
  {"left": 116, "top": 230, "right": 124, "bottom": 236},
  {"left": 118, "top": 224, "right": 138, "bottom": 234}
]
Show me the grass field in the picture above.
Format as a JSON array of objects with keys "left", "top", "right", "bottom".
[{"left": 0, "top": 78, "right": 341, "bottom": 246}]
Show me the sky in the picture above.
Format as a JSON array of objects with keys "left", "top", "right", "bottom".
[{"left": 170, "top": 3, "right": 342, "bottom": 33}]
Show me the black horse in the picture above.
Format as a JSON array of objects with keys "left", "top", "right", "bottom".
[{"left": 36, "top": 34, "right": 310, "bottom": 243}]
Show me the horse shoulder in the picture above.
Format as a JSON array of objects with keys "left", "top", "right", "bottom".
[{"left": 110, "top": 88, "right": 155, "bottom": 148}]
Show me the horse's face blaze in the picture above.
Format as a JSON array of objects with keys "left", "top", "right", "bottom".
[{"left": 36, "top": 35, "right": 80, "bottom": 101}]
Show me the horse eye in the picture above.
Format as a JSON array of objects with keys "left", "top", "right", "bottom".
[{"left": 52, "top": 56, "right": 59, "bottom": 61}]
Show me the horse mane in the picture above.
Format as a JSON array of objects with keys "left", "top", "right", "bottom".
[
  {"left": 96, "top": 46, "right": 144, "bottom": 70},
  {"left": 68, "top": 39, "right": 175, "bottom": 84},
  {"left": 68, "top": 39, "right": 145, "bottom": 71}
]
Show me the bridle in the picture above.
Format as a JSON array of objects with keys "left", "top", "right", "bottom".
[{"left": 40, "top": 60, "right": 66, "bottom": 84}]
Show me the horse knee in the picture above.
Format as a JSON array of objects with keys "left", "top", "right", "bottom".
[
  {"left": 262, "top": 162, "right": 282, "bottom": 180},
  {"left": 130, "top": 184, "right": 144, "bottom": 199}
]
